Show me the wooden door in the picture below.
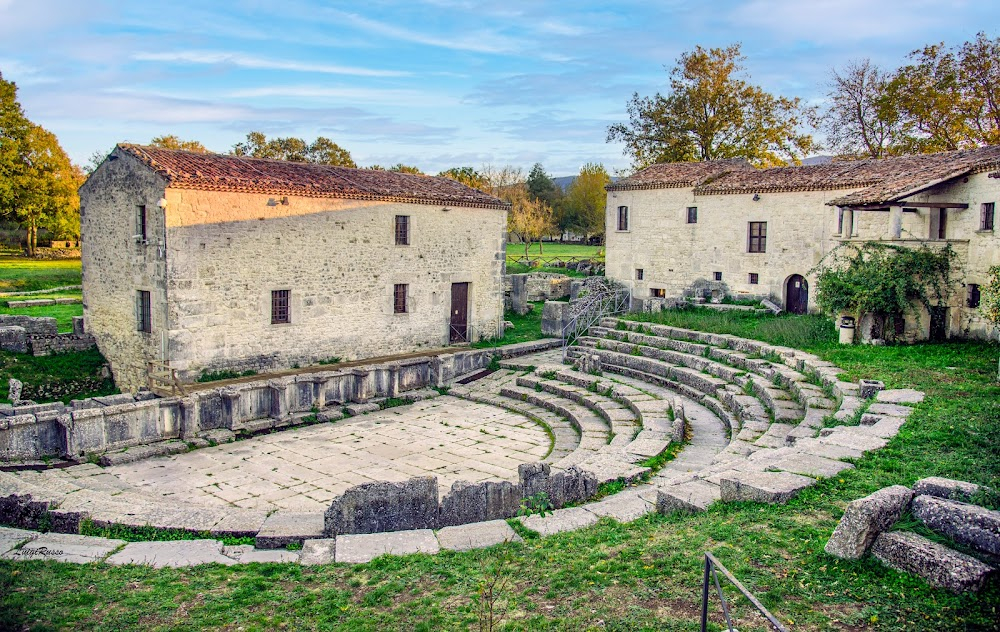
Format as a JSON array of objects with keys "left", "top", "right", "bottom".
[
  {"left": 929, "top": 306, "right": 948, "bottom": 341},
  {"left": 450, "top": 282, "right": 469, "bottom": 343},
  {"left": 786, "top": 275, "right": 808, "bottom": 315}
]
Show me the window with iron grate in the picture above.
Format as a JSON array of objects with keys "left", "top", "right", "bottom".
[
  {"left": 271, "top": 290, "right": 290, "bottom": 324},
  {"left": 395, "top": 215, "right": 410, "bottom": 245},
  {"left": 394, "top": 284, "right": 408, "bottom": 313}
]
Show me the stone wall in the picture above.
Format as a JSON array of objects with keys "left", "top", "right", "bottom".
[
  {"left": 0, "top": 316, "right": 96, "bottom": 355},
  {"left": 503, "top": 273, "right": 572, "bottom": 303},
  {"left": 0, "top": 315, "right": 57, "bottom": 336},
  {"left": 28, "top": 334, "right": 97, "bottom": 356}
]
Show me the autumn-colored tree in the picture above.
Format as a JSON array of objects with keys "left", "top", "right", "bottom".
[
  {"left": 438, "top": 167, "right": 488, "bottom": 191},
  {"left": 607, "top": 44, "right": 818, "bottom": 168},
  {"left": 150, "top": 135, "right": 209, "bottom": 153},
  {"left": 480, "top": 164, "right": 555, "bottom": 255},
  {"left": 561, "top": 163, "right": 610, "bottom": 242},
  {"left": 821, "top": 59, "right": 908, "bottom": 159},
  {"left": 0, "top": 73, "right": 80, "bottom": 254},
  {"left": 231, "top": 132, "right": 356, "bottom": 167}
]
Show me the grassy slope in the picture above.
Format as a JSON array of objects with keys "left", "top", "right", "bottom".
[
  {"left": 1, "top": 312, "right": 998, "bottom": 630},
  {"left": 0, "top": 257, "right": 81, "bottom": 293},
  {"left": 0, "top": 348, "right": 117, "bottom": 404}
]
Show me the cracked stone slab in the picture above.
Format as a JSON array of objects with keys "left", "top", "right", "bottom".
[
  {"left": 866, "top": 403, "right": 915, "bottom": 418},
  {"left": 518, "top": 506, "right": 599, "bottom": 537},
  {"left": 875, "top": 389, "right": 924, "bottom": 405},
  {"left": 792, "top": 438, "right": 864, "bottom": 461},
  {"left": 106, "top": 539, "right": 236, "bottom": 567},
  {"left": 583, "top": 489, "right": 655, "bottom": 523},
  {"left": 817, "top": 427, "right": 889, "bottom": 452},
  {"left": 0, "top": 526, "right": 38, "bottom": 555},
  {"left": 436, "top": 520, "right": 522, "bottom": 552},
  {"left": 871, "top": 531, "right": 994, "bottom": 593},
  {"left": 3, "top": 533, "right": 124, "bottom": 564},
  {"left": 720, "top": 471, "right": 816, "bottom": 504},
  {"left": 255, "top": 512, "right": 325, "bottom": 549},
  {"left": 766, "top": 453, "right": 854, "bottom": 478},
  {"left": 824, "top": 485, "right": 913, "bottom": 560},
  {"left": 335, "top": 529, "right": 439, "bottom": 563},
  {"left": 299, "top": 538, "right": 336, "bottom": 565},
  {"left": 912, "top": 477, "right": 982, "bottom": 502},
  {"left": 656, "top": 480, "right": 721, "bottom": 513}
]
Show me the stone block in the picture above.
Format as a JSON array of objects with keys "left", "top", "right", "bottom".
[
  {"left": 875, "top": 389, "right": 924, "bottom": 405},
  {"left": 509, "top": 274, "right": 529, "bottom": 316},
  {"left": 824, "top": 485, "right": 913, "bottom": 559},
  {"left": 719, "top": 471, "right": 816, "bottom": 504},
  {"left": 255, "top": 511, "right": 325, "bottom": 549},
  {"left": 540, "top": 301, "right": 571, "bottom": 337},
  {"left": 97, "top": 440, "right": 188, "bottom": 466},
  {"left": 72, "top": 316, "right": 85, "bottom": 335},
  {"left": 298, "top": 538, "right": 337, "bottom": 565},
  {"left": 857, "top": 379, "right": 884, "bottom": 399},
  {"left": 912, "top": 495, "right": 1000, "bottom": 557},
  {"left": 334, "top": 529, "right": 439, "bottom": 563},
  {"left": 584, "top": 490, "right": 654, "bottom": 523},
  {"left": 222, "top": 545, "right": 300, "bottom": 564},
  {"left": 766, "top": 453, "right": 854, "bottom": 479},
  {"left": 912, "top": 477, "right": 982, "bottom": 502},
  {"left": 518, "top": 506, "right": 599, "bottom": 537},
  {"left": 871, "top": 531, "right": 994, "bottom": 593},
  {"left": 866, "top": 403, "right": 914, "bottom": 418},
  {"left": 0, "top": 326, "right": 28, "bottom": 354},
  {"left": 106, "top": 539, "right": 236, "bottom": 567},
  {"left": 436, "top": 520, "right": 522, "bottom": 552},
  {"left": 438, "top": 479, "right": 521, "bottom": 527},
  {"left": 344, "top": 402, "right": 380, "bottom": 416},
  {"left": 4, "top": 533, "right": 124, "bottom": 564},
  {"left": 656, "top": 480, "right": 721, "bottom": 513},
  {"left": 324, "top": 476, "right": 439, "bottom": 536},
  {"left": 0, "top": 526, "right": 38, "bottom": 555}
]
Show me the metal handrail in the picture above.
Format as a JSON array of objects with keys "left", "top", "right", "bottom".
[
  {"left": 560, "top": 279, "right": 631, "bottom": 360},
  {"left": 701, "top": 551, "right": 788, "bottom": 632}
]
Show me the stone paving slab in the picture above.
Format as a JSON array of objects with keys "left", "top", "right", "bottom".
[
  {"left": 766, "top": 453, "right": 855, "bottom": 479},
  {"left": 518, "top": 507, "right": 599, "bottom": 537},
  {"left": 255, "top": 511, "right": 325, "bottom": 549},
  {"left": 719, "top": 471, "right": 815, "bottom": 504},
  {"left": 656, "top": 479, "right": 721, "bottom": 513},
  {"left": 876, "top": 389, "right": 925, "bottom": 405},
  {"left": 106, "top": 540, "right": 236, "bottom": 567},
  {"left": 222, "top": 545, "right": 301, "bottom": 564},
  {"left": 335, "top": 529, "right": 440, "bottom": 564},
  {"left": 0, "top": 526, "right": 38, "bottom": 554},
  {"left": 3, "top": 533, "right": 124, "bottom": 564},
  {"left": 436, "top": 520, "right": 522, "bottom": 552},
  {"left": 584, "top": 488, "right": 655, "bottom": 523},
  {"left": 299, "top": 538, "right": 337, "bottom": 565}
]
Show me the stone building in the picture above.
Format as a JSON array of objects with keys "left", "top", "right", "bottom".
[
  {"left": 80, "top": 145, "right": 508, "bottom": 390},
  {"left": 605, "top": 146, "right": 1000, "bottom": 340}
]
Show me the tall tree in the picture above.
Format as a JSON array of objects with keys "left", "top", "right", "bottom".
[
  {"left": 231, "top": 132, "right": 356, "bottom": 167},
  {"left": 480, "top": 164, "right": 555, "bottom": 255},
  {"left": 822, "top": 59, "right": 909, "bottom": 159},
  {"left": 0, "top": 73, "right": 80, "bottom": 254},
  {"left": 562, "top": 163, "right": 610, "bottom": 242},
  {"left": 150, "top": 135, "right": 209, "bottom": 153},
  {"left": 607, "top": 44, "right": 818, "bottom": 168},
  {"left": 526, "top": 163, "right": 561, "bottom": 207},
  {"left": 438, "top": 167, "right": 487, "bottom": 191},
  {"left": 958, "top": 33, "right": 1000, "bottom": 146},
  {"left": 890, "top": 43, "right": 972, "bottom": 153}
]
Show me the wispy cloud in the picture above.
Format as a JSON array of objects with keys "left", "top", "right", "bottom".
[
  {"left": 132, "top": 51, "right": 410, "bottom": 77},
  {"left": 228, "top": 85, "right": 456, "bottom": 107},
  {"left": 328, "top": 10, "right": 521, "bottom": 54}
]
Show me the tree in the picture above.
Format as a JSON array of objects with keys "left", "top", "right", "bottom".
[
  {"left": 438, "top": 167, "right": 487, "bottom": 191},
  {"left": 562, "top": 163, "right": 610, "bottom": 242},
  {"left": 890, "top": 43, "right": 972, "bottom": 153},
  {"left": 526, "top": 163, "right": 561, "bottom": 207},
  {"left": 0, "top": 73, "right": 80, "bottom": 254},
  {"left": 231, "top": 132, "right": 356, "bottom": 167},
  {"left": 150, "top": 135, "right": 208, "bottom": 153},
  {"left": 822, "top": 59, "right": 909, "bottom": 159},
  {"left": 480, "top": 164, "right": 555, "bottom": 255},
  {"left": 980, "top": 265, "right": 1000, "bottom": 382},
  {"left": 607, "top": 44, "right": 818, "bottom": 168}
]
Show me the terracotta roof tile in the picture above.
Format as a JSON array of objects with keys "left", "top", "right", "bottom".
[
  {"left": 117, "top": 144, "right": 507, "bottom": 210},
  {"left": 607, "top": 159, "right": 754, "bottom": 191}
]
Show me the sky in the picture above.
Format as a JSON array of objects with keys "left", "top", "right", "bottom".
[{"left": 0, "top": 0, "right": 997, "bottom": 177}]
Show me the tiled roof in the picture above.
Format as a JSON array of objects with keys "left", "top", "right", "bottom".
[
  {"left": 692, "top": 146, "right": 1000, "bottom": 205},
  {"left": 117, "top": 144, "right": 507, "bottom": 210},
  {"left": 606, "top": 159, "right": 754, "bottom": 191}
]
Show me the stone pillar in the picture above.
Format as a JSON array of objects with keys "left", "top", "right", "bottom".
[
  {"left": 179, "top": 396, "right": 200, "bottom": 438},
  {"left": 541, "top": 301, "right": 571, "bottom": 337},
  {"left": 429, "top": 356, "right": 444, "bottom": 388},
  {"left": 267, "top": 379, "right": 289, "bottom": 420},
  {"left": 841, "top": 208, "right": 854, "bottom": 239},
  {"left": 888, "top": 206, "right": 903, "bottom": 240},
  {"left": 510, "top": 274, "right": 529, "bottom": 315},
  {"left": 221, "top": 388, "right": 241, "bottom": 426},
  {"left": 72, "top": 317, "right": 85, "bottom": 335},
  {"left": 351, "top": 369, "right": 373, "bottom": 403},
  {"left": 388, "top": 365, "right": 400, "bottom": 398}
]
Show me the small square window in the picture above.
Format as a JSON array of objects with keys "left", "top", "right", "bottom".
[
  {"left": 395, "top": 215, "right": 410, "bottom": 245},
  {"left": 136, "top": 290, "right": 151, "bottom": 333},
  {"left": 967, "top": 284, "right": 981, "bottom": 308},
  {"left": 650, "top": 288, "right": 665, "bottom": 299},
  {"left": 617, "top": 206, "right": 629, "bottom": 231},
  {"left": 749, "top": 273, "right": 759, "bottom": 285},
  {"left": 636, "top": 268, "right": 644, "bottom": 281},
  {"left": 687, "top": 207, "right": 698, "bottom": 224},
  {"left": 982, "top": 202, "right": 995, "bottom": 231},
  {"left": 271, "top": 290, "right": 290, "bottom": 324},
  {"left": 748, "top": 221, "right": 767, "bottom": 253},
  {"left": 394, "top": 284, "right": 408, "bottom": 313},
  {"left": 713, "top": 271, "right": 722, "bottom": 281}
]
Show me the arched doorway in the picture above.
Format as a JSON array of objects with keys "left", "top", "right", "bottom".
[{"left": 786, "top": 275, "right": 808, "bottom": 314}]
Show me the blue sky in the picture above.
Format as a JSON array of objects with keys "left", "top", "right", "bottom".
[{"left": 1, "top": 0, "right": 997, "bottom": 176}]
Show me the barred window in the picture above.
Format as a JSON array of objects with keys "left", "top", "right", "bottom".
[
  {"left": 617, "top": 206, "right": 629, "bottom": 231},
  {"left": 136, "top": 291, "right": 151, "bottom": 333},
  {"left": 395, "top": 215, "right": 410, "bottom": 245},
  {"left": 271, "top": 290, "right": 290, "bottom": 324},
  {"left": 687, "top": 207, "right": 698, "bottom": 224},
  {"left": 749, "top": 272, "right": 759, "bottom": 285},
  {"left": 136, "top": 205, "right": 147, "bottom": 242},
  {"left": 635, "top": 268, "right": 644, "bottom": 280},
  {"left": 394, "top": 284, "right": 408, "bottom": 313},
  {"left": 713, "top": 271, "right": 722, "bottom": 281},
  {"left": 982, "top": 203, "right": 995, "bottom": 231},
  {"left": 650, "top": 288, "right": 665, "bottom": 299},
  {"left": 748, "top": 221, "right": 767, "bottom": 253}
]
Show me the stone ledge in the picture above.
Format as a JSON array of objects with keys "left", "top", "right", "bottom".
[{"left": 871, "top": 531, "right": 994, "bottom": 593}]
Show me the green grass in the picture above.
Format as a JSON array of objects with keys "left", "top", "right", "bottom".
[
  {"left": 470, "top": 301, "right": 551, "bottom": 349},
  {"left": 0, "top": 348, "right": 116, "bottom": 404},
  {"left": 0, "top": 256, "right": 81, "bottom": 293},
  {"left": 504, "top": 262, "right": 592, "bottom": 277},
  {"left": 1, "top": 312, "right": 998, "bottom": 630},
  {"left": 505, "top": 243, "right": 603, "bottom": 258},
  {"left": 0, "top": 302, "right": 82, "bottom": 333}
]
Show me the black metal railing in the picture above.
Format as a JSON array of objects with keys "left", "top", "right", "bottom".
[
  {"left": 701, "top": 551, "right": 787, "bottom": 632},
  {"left": 560, "top": 277, "right": 631, "bottom": 359}
]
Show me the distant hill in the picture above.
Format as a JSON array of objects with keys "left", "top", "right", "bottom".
[{"left": 802, "top": 155, "right": 834, "bottom": 165}]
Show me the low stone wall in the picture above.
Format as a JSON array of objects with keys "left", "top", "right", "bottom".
[
  {"left": 0, "top": 315, "right": 57, "bottom": 336},
  {"left": 323, "top": 463, "right": 598, "bottom": 535},
  {"left": 28, "top": 334, "right": 96, "bottom": 356},
  {"left": 0, "top": 339, "right": 561, "bottom": 462},
  {"left": 5, "top": 298, "right": 81, "bottom": 308},
  {"left": 503, "top": 273, "right": 572, "bottom": 304}
]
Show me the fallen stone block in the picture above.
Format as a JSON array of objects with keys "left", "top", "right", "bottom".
[
  {"left": 719, "top": 471, "right": 816, "bottom": 504},
  {"left": 255, "top": 511, "right": 325, "bottom": 549},
  {"left": 583, "top": 489, "right": 654, "bottom": 523},
  {"left": 656, "top": 480, "right": 720, "bottom": 513},
  {"left": 518, "top": 506, "right": 599, "bottom": 537},
  {"left": 817, "top": 427, "right": 889, "bottom": 452},
  {"left": 824, "top": 485, "right": 913, "bottom": 560},
  {"left": 324, "top": 476, "right": 439, "bottom": 535},
  {"left": 199, "top": 429, "right": 235, "bottom": 444},
  {"left": 335, "top": 529, "right": 440, "bottom": 564},
  {"left": 97, "top": 440, "right": 189, "bottom": 466},
  {"left": 4, "top": 533, "right": 125, "bottom": 564},
  {"left": 299, "top": 538, "right": 336, "bottom": 565},
  {"left": 866, "top": 403, "right": 914, "bottom": 418},
  {"left": 436, "top": 520, "right": 522, "bottom": 552},
  {"left": 871, "top": 531, "right": 994, "bottom": 593},
  {"left": 912, "top": 477, "right": 982, "bottom": 502},
  {"left": 344, "top": 402, "right": 380, "bottom": 416},
  {"left": 315, "top": 410, "right": 344, "bottom": 423},
  {"left": 912, "top": 495, "right": 1000, "bottom": 557},
  {"left": 875, "top": 389, "right": 924, "bottom": 405},
  {"left": 858, "top": 379, "right": 885, "bottom": 399}
]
